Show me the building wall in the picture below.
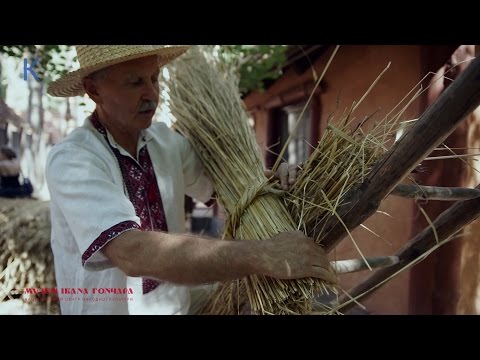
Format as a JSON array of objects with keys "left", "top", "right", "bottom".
[{"left": 246, "top": 45, "right": 435, "bottom": 314}]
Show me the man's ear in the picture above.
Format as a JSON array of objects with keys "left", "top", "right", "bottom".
[{"left": 82, "top": 77, "right": 102, "bottom": 105}]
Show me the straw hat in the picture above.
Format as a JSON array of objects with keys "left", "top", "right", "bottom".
[{"left": 47, "top": 45, "right": 189, "bottom": 97}]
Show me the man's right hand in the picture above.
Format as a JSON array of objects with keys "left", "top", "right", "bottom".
[
  {"left": 258, "top": 231, "right": 338, "bottom": 284},
  {"left": 445, "top": 45, "right": 475, "bottom": 80}
]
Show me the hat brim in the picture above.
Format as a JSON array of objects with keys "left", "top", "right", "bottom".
[{"left": 47, "top": 46, "right": 189, "bottom": 98}]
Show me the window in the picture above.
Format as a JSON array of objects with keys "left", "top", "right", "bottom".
[
  {"left": 267, "top": 101, "right": 312, "bottom": 167},
  {"left": 283, "top": 102, "right": 311, "bottom": 165}
]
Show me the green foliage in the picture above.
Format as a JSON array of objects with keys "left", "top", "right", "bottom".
[
  {"left": 0, "top": 45, "right": 74, "bottom": 82},
  {"left": 215, "top": 45, "right": 287, "bottom": 95},
  {"left": 0, "top": 45, "right": 287, "bottom": 96}
]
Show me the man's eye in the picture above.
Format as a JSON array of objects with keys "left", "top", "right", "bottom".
[{"left": 131, "top": 79, "right": 143, "bottom": 85}]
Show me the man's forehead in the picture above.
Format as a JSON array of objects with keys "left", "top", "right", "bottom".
[{"left": 110, "top": 55, "right": 160, "bottom": 75}]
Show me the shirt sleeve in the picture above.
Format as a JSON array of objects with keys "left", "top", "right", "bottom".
[
  {"left": 176, "top": 133, "right": 215, "bottom": 204},
  {"left": 46, "top": 143, "right": 141, "bottom": 271}
]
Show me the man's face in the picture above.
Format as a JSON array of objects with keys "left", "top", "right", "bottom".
[{"left": 93, "top": 55, "right": 161, "bottom": 133}]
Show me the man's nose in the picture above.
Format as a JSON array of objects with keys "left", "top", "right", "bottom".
[{"left": 142, "top": 81, "right": 159, "bottom": 101}]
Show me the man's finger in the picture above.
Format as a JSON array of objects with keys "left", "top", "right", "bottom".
[
  {"left": 311, "top": 266, "right": 338, "bottom": 284},
  {"left": 264, "top": 169, "right": 274, "bottom": 178},
  {"left": 312, "top": 253, "right": 330, "bottom": 269},
  {"left": 278, "top": 163, "right": 289, "bottom": 189},
  {"left": 288, "top": 164, "right": 297, "bottom": 185}
]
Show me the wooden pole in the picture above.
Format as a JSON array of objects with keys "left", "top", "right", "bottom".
[{"left": 390, "top": 184, "right": 480, "bottom": 201}]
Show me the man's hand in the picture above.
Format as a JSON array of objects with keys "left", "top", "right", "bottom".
[
  {"left": 258, "top": 231, "right": 338, "bottom": 284},
  {"left": 264, "top": 162, "right": 301, "bottom": 191},
  {"left": 445, "top": 45, "right": 475, "bottom": 80}
]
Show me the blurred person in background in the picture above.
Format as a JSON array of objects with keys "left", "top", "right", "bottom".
[{"left": 0, "top": 146, "right": 33, "bottom": 198}]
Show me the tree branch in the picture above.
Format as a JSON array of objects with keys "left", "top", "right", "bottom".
[{"left": 390, "top": 184, "right": 480, "bottom": 201}]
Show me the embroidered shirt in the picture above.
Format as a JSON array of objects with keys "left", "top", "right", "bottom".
[{"left": 46, "top": 115, "right": 213, "bottom": 314}]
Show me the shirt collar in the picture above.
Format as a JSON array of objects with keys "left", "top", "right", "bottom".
[{"left": 89, "top": 112, "right": 152, "bottom": 158}]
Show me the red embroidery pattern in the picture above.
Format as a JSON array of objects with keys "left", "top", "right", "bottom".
[
  {"left": 88, "top": 113, "right": 168, "bottom": 294},
  {"left": 82, "top": 221, "right": 141, "bottom": 266}
]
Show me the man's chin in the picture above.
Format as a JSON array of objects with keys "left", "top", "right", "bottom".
[{"left": 136, "top": 111, "right": 155, "bottom": 127}]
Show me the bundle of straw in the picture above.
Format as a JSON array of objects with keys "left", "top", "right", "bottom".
[
  {"left": 0, "top": 198, "right": 57, "bottom": 314},
  {"left": 287, "top": 118, "right": 387, "bottom": 262},
  {"left": 167, "top": 48, "right": 333, "bottom": 315},
  {"left": 287, "top": 61, "right": 414, "bottom": 257}
]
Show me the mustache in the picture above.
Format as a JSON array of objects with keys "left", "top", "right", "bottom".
[{"left": 138, "top": 101, "right": 157, "bottom": 112}]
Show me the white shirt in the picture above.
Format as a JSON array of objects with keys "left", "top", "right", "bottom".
[{"left": 46, "top": 116, "right": 213, "bottom": 315}]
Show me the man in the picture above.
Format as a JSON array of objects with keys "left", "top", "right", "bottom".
[{"left": 46, "top": 45, "right": 336, "bottom": 315}]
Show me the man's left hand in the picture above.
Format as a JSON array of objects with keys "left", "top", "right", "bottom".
[{"left": 264, "top": 162, "right": 300, "bottom": 191}]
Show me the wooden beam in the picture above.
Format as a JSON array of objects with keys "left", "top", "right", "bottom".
[
  {"left": 390, "top": 184, "right": 480, "bottom": 201},
  {"left": 332, "top": 183, "right": 480, "bottom": 313},
  {"left": 263, "top": 81, "right": 322, "bottom": 110}
]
